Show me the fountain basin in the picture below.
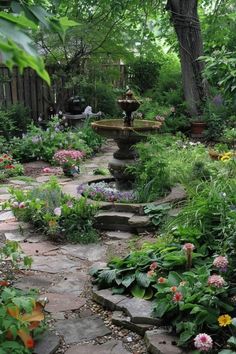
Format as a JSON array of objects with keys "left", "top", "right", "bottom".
[{"left": 91, "top": 119, "right": 161, "bottom": 140}]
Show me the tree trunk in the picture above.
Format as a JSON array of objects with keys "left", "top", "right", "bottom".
[{"left": 166, "top": 0, "right": 208, "bottom": 116}]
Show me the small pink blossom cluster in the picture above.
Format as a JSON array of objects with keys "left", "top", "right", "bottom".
[
  {"left": 182, "top": 243, "right": 195, "bottom": 252},
  {"left": 53, "top": 150, "right": 84, "bottom": 165},
  {"left": 194, "top": 333, "right": 213, "bottom": 352},
  {"left": 213, "top": 256, "right": 228, "bottom": 272},
  {"left": 207, "top": 274, "right": 225, "bottom": 288},
  {"left": 147, "top": 262, "right": 158, "bottom": 277},
  {"left": 172, "top": 291, "right": 183, "bottom": 303},
  {"left": 12, "top": 201, "right": 26, "bottom": 209}
]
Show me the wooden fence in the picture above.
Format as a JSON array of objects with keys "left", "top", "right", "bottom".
[
  {"left": 0, "top": 64, "right": 128, "bottom": 121},
  {"left": 0, "top": 66, "right": 51, "bottom": 120}
]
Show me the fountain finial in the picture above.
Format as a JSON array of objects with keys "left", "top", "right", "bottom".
[{"left": 117, "top": 90, "right": 140, "bottom": 127}]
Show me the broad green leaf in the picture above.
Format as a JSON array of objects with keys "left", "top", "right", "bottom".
[
  {"left": 131, "top": 284, "right": 145, "bottom": 298},
  {"left": 228, "top": 337, "right": 236, "bottom": 349},
  {"left": 136, "top": 272, "right": 151, "bottom": 288},
  {"left": 154, "top": 299, "right": 171, "bottom": 317}
]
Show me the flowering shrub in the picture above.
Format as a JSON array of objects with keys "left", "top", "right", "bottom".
[
  {"left": 6, "top": 177, "right": 98, "bottom": 244},
  {"left": 78, "top": 181, "right": 136, "bottom": 202},
  {"left": 7, "top": 117, "right": 102, "bottom": 163},
  {"left": 0, "top": 154, "right": 23, "bottom": 181},
  {"left": 53, "top": 150, "right": 84, "bottom": 168}
]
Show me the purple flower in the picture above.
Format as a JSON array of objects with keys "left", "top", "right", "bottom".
[{"left": 212, "top": 95, "right": 223, "bottom": 106}]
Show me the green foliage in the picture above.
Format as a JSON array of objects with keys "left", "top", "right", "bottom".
[
  {"left": 129, "top": 137, "right": 172, "bottom": 202},
  {"left": 129, "top": 58, "right": 161, "bottom": 94},
  {"left": 0, "top": 2, "right": 78, "bottom": 82},
  {"left": 0, "top": 104, "right": 31, "bottom": 141},
  {"left": 7, "top": 177, "right": 98, "bottom": 244},
  {"left": 7, "top": 117, "right": 98, "bottom": 163}
]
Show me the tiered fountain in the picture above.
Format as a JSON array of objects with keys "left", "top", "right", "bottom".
[
  {"left": 91, "top": 90, "right": 161, "bottom": 190},
  {"left": 78, "top": 90, "right": 186, "bottom": 231}
]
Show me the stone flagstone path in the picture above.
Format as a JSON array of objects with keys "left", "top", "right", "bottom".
[{"left": 0, "top": 142, "right": 185, "bottom": 354}]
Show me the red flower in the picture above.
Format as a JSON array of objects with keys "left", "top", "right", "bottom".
[
  {"left": 4, "top": 165, "right": 15, "bottom": 169},
  {"left": 172, "top": 292, "right": 183, "bottom": 302},
  {"left": 170, "top": 286, "right": 177, "bottom": 292},
  {"left": 158, "top": 277, "right": 166, "bottom": 283}
]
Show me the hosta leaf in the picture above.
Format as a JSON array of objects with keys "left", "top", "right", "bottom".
[
  {"left": 143, "top": 287, "right": 153, "bottom": 300},
  {"left": 218, "top": 350, "right": 236, "bottom": 354},
  {"left": 112, "top": 287, "right": 125, "bottom": 295},
  {"left": 136, "top": 272, "right": 151, "bottom": 288},
  {"left": 228, "top": 337, "right": 236, "bottom": 348},
  {"left": 98, "top": 269, "right": 117, "bottom": 285},
  {"left": 154, "top": 299, "right": 171, "bottom": 317},
  {"left": 122, "top": 274, "right": 135, "bottom": 288},
  {"left": 131, "top": 284, "right": 145, "bottom": 298}
]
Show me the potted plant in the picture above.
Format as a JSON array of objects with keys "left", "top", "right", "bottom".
[
  {"left": 53, "top": 150, "right": 84, "bottom": 177},
  {"left": 190, "top": 116, "right": 207, "bottom": 136}
]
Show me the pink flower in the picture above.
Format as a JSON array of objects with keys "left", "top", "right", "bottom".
[
  {"left": 208, "top": 274, "right": 225, "bottom": 288},
  {"left": 170, "top": 286, "right": 177, "bottom": 293},
  {"left": 19, "top": 202, "right": 25, "bottom": 209},
  {"left": 54, "top": 207, "right": 61, "bottom": 216},
  {"left": 12, "top": 201, "right": 19, "bottom": 208},
  {"left": 213, "top": 256, "right": 228, "bottom": 271},
  {"left": 172, "top": 292, "right": 183, "bottom": 302},
  {"left": 194, "top": 333, "right": 213, "bottom": 352},
  {"left": 43, "top": 167, "right": 52, "bottom": 173},
  {"left": 53, "top": 150, "right": 84, "bottom": 165},
  {"left": 158, "top": 277, "right": 166, "bottom": 284},
  {"left": 147, "top": 270, "right": 155, "bottom": 277},
  {"left": 150, "top": 262, "right": 158, "bottom": 271},
  {"left": 182, "top": 243, "right": 195, "bottom": 252}
]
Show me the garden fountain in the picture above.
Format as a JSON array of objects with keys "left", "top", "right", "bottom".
[
  {"left": 78, "top": 90, "right": 186, "bottom": 232},
  {"left": 91, "top": 90, "right": 161, "bottom": 190}
]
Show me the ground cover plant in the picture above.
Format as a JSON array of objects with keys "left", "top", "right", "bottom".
[
  {"left": 5, "top": 177, "right": 98, "bottom": 244},
  {"left": 91, "top": 134, "right": 236, "bottom": 352},
  {"left": 0, "top": 241, "right": 45, "bottom": 354}
]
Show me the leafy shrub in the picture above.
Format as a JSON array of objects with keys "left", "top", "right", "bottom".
[
  {"left": 8, "top": 117, "right": 93, "bottom": 163},
  {"left": 129, "top": 59, "right": 161, "bottom": 94},
  {"left": 7, "top": 178, "right": 98, "bottom": 244},
  {"left": 129, "top": 137, "right": 172, "bottom": 202},
  {"left": 0, "top": 104, "right": 31, "bottom": 140}
]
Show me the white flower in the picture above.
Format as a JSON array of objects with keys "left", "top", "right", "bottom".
[{"left": 54, "top": 207, "right": 62, "bottom": 216}]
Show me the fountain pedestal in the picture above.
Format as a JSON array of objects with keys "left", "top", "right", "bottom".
[{"left": 91, "top": 119, "right": 161, "bottom": 190}]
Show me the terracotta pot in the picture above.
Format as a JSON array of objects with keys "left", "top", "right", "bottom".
[{"left": 191, "top": 122, "right": 207, "bottom": 135}]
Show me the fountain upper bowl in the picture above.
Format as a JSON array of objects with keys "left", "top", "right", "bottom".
[{"left": 91, "top": 119, "right": 161, "bottom": 140}]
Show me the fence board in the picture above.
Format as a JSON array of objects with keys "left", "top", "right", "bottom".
[{"left": 0, "top": 63, "right": 128, "bottom": 120}]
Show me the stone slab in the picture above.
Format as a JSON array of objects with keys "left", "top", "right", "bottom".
[
  {"left": 112, "top": 311, "right": 154, "bottom": 336},
  {"left": 34, "top": 332, "right": 60, "bottom": 354},
  {"left": 66, "top": 340, "right": 131, "bottom": 354},
  {"left": 0, "top": 222, "right": 30, "bottom": 232},
  {"left": 92, "top": 288, "right": 127, "bottom": 311},
  {"left": 29, "top": 255, "right": 83, "bottom": 273},
  {"left": 9, "top": 180, "right": 27, "bottom": 185},
  {"left": 19, "top": 242, "right": 59, "bottom": 256},
  {"left": 48, "top": 272, "right": 88, "bottom": 295},
  {"left": 14, "top": 275, "right": 53, "bottom": 291},
  {"left": 61, "top": 244, "right": 107, "bottom": 262},
  {"left": 26, "top": 234, "right": 46, "bottom": 243},
  {"left": 105, "top": 231, "right": 134, "bottom": 240},
  {"left": 36, "top": 176, "right": 52, "bottom": 183},
  {"left": 144, "top": 330, "right": 186, "bottom": 354},
  {"left": 44, "top": 293, "right": 86, "bottom": 313},
  {"left": 54, "top": 316, "right": 111, "bottom": 344},
  {"left": 128, "top": 215, "right": 151, "bottom": 227},
  {"left": 118, "top": 297, "right": 160, "bottom": 325},
  {"left": 4, "top": 231, "right": 27, "bottom": 242},
  {"left": 93, "top": 288, "right": 160, "bottom": 325},
  {"left": 0, "top": 211, "right": 15, "bottom": 221}
]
